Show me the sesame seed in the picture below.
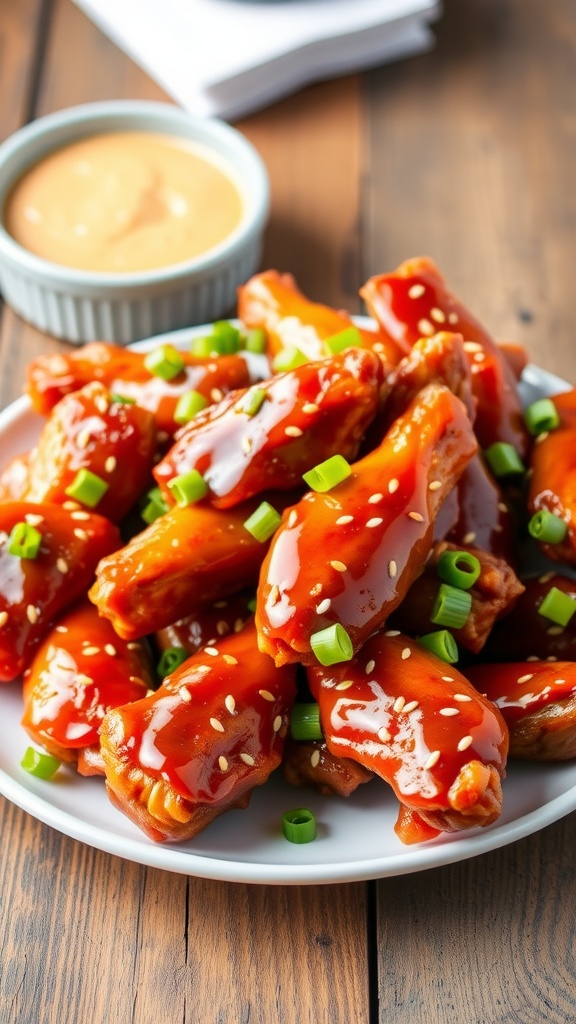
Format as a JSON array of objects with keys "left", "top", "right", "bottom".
[
  {"left": 55, "top": 625, "right": 68, "bottom": 633},
  {"left": 56, "top": 557, "right": 69, "bottom": 574},
  {"left": 439, "top": 707, "right": 459, "bottom": 716},
  {"left": 180, "top": 688, "right": 192, "bottom": 703},
  {"left": 330, "top": 560, "right": 347, "bottom": 572},
  {"left": 378, "top": 727, "right": 392, "bottom": 742},
  {"left": 273, "top": 715, "right": 283, "bottom": 732},
  {"left": 94, "top": 394, "right": 108, "bottom": 414},
  {"left": 428, "top": 480, "right": 442, "bottom": 491},
  {"left": 316, "top": 598, "right": 331, "bottom": 614},
  {"left": 394, "top": 696, "right": 406, "bottom": 713},
  {"left": 71, "top": 510, "right": 90, "bottom": 521},
  {"left": 401, "top": 647, "right": 411, "bottom": 660},
  {"left": 73, "top": 528, "right": 89, "bottom": 541},
  {"left": 62, "top": 500, "right": 80, "bottom": 510},
  {"left": 218, "top": 755, "right": 229, "bottom": 772},
  {"left": 457, "top": 735, "right": 473, "bottom": 752},
  {"left": 239, "top": 752, "right": 255, "bottom": 767},
  {"left": 366, "top": 517, "right": 383, "bottom": 528},
  {"left": 535, "top": 431, "right": 549, "bottom": 444},
  {"left": 453, "top": 693, "right": 472, "bottom": 702},
  {"left": 216, "top": 620, "right": 229, "bottom": 636},
  {"left": 204, "top": 646, "right": 219, "bottom": 656},
  {"left": 408, "top": 284, "right": 425, "bottom": 299},
  {"left": 418, "top": 318, "right": 434, "bottom": 336},
  {"left": 463, "top": 341, "right": 483, "bottom": 353},
  {"left": 310, "top": 749, "right": 321, "bottom": 768},
  {"left": 408, "top": 511, "right": 424, "bottom": 522},
  {"left": 462, "top": 531, "right": 476, "bottom": 544},
  {"left": 24, "top": 513, "right": 44, "bottom": 526},
  {"left": 77, "top": 429, "right": 90, "bottom": 449},
  {"left": 335, "top": 679, "right": 354, "bottom": 691},
  {"left": 76, "top": 674, "right": 93, "bottom": 686},
  {"left": 26, "top": 605, "right": 38, "bottom": 624},
  {"left": 373, "top": 342, "right": 385, "bottom": 353},
  {"left": 242, "top": 436, "right": 252, "bottom": 454},
  {"left": 0, "top": 611, "right": 7, "bottom": 628},
  {"left": 104, "top": 456, "right": 117, "bottom": 474},
  {"left": 388, "top": 479, "right": 399, "bottom": 494},
  {"left": 234, "top": 618, "right": 244, "bottom": 633},
  {"left": 336, "top": 515, "right": 354, "bottom": 525},
  {"left": 498, "top": 502, "right": 509, "bottom": 514},
  {"left": 424, "top": 750, "right": 441, "bottom": 770},
  {"left": 270, "top": 584, "right": 280, "bottom": 604},
  {"left": 404, "top": 700, "right": 419, "bottom": 713},
  {"left": 547, "top": 626, "right": 564, "bottom": 636},
  {"left": 517, "top": 673, "right": 534, "bottom": 684},
  {"left": 365, "top": 659, "right": 376, "bottom": 674},
  {"left": 210, "top": 717, "right": 225, "bottom": 732},
  {"left": 285, "top": 425, "right": 303, "bottom": 437},
  {"left": 441, "top": 676, "right": 454, "bottom": 682},
  {"left": 310, "top": 583, "right": 322, "bottom": 597},
  {"left": 538, "top": 571, "right": 555, "bottom": 584},
  {"left": 287, "top": 510, "right": 298, "bottom": 528},
  {"left": 83, "top": 646, "right": 101, "bottom": 656},
  {"left": 430, "top": 307, "right": 446, "bottom": 323},
  {"left": 448, "top": 312, "right": 459, "bottom": 324},
  {"left": 211, "top": 388, "right": 224, "bottom": 402},
  {"left": 222, "top": 654, "right": 238, "bottom": 666},
  {"left": 302, "top": 402, "right": 319, "bottom": 414},
  {"left": 104, "top": 644, "right": 116, "bottom": 656},
  {"left": 388, "top": 560, "right": 397, "bottom": 578},
  {"left": 225, "top": 695, "right": 236, "bottom": 714},
  {"left": 259, "top": 689, "right": 275, "bottom": 702},
  {"left": 385, "top": 629, "right": 401, "bottom": 637},
  {"left": 368, "top": 493, "right": 383, "bottom": 504}
]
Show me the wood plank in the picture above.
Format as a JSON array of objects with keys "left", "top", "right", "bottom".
[{"left": 0, "top": 0, "right": 45, "bottom": 138}]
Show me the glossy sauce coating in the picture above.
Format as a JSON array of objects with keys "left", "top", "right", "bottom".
[
  {"left": 6, "top": 131, "right": 242, "bottom": 272},
  {"left": 155, "top": 590, "right": 256, "bottom": 659},
  {"left": 527, "top": 390, "right": 576, "bottom": 564},
  {"left": 0, "top": 501, "right": 120, "bottom": 681},
  {"left": 100, "top": 622, "right": 297, "bottom": 842},
  {"left": 307, "top": 631, "right": 508, "bottom": 825},
  {"left": 480, "top": 573, "right": 576, "bottom": 662},
  {"left": 154, "top": 348, "right": 383, "bottom": 508},
  {"left": 361, "top": 256, "right": 529, "bottom": 457},
  {"left": 256, "top": 382, "right": 477, "bottom": 666},
  {"left": 21, "top": 600, "right": 153, "bottom": 768}
]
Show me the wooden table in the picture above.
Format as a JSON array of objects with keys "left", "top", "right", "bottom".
[{"left": 1, "top": 1, "right": 576, "bottom": 1021}]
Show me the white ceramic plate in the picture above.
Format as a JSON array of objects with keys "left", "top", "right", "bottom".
[{"left": 0, "top": 325, "right": 575, "bottom": 885}]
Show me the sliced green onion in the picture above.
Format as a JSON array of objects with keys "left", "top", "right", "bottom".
[
  {"left": 430, "top": 584, "right": 472, "bottom": 629},
  {"left": 144, "top": 344, "right": 185, "bottom": 381},
  {"left": 174, "top": 390, "right": 209, "bottom": 424},
  {"left": 212, "top": 320, "right": 242, "bottom": 353},
  {"left": 302, "top": 454, "right": 352, "bottom": 493},
  {"left": 246, "top": 596, "right": 257, "bottom": 614},
  {"left": 110, "top": 393, "right": 136, "bottom": 405},
  {"left": 243, "top": 501, "right": 282, "bottom": 542},
  {"left": 141, "top": 486, "right": 169, "bottom": 525},
  {"left": 484, "top": 442, "right": 525, "bottom": 479},
  {"left": 282, "top": 807, "right": 317, "bottom": 844},
  {"left": 537, "top": 586, "right": 576, "bottom": 627},
  {"left": 437, "top": 550, "right": 481, "bottom": 590},
  {"left": 7, "top": 522, "right": 42, "bottom": 559},
  {"left": 242, "top": 328, "right": 267, "bottom": 353},
  {"left": 524, "top": 398, "right": 560, "bottom": 436},
  {"left": 241, "top": 387, "right": 267, "bottom": 417},
  {"left": 21, "top": 746, "right": 61, "bottom": 780},
  {"left": 64, "top": 468, "right": 109, "bottom": 508},
  {"left": 271, "top": 346, "right": 308, "bottom": 373},
  {"left": 417, "top": 630, "right": 459, "bottom": 664},
  {"left": 324, "top": 326, "right": 363, "bottom": 355},
  {"left": 168, "top": 469, "right": 208, "bottom": 507},
  {"left": 528, "top": 509, "right": 568, "bottom": 544},
  {"left": 191, "top": 335, "right": 217, "bottom": 358},
  {"left": 290, "top": 702, "right": 324, "bottom": 741},
  {"left": 157, "top": 646, "right": 189, "bottom": 677},
  {"left": 310, "top": 623, "right": 353, "bottom": 666}
]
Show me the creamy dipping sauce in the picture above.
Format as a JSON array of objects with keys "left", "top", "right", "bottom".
[{"left": 4, "top": 131, "right": 244, "bottom": 273}]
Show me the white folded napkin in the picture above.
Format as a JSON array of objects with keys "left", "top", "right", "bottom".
[{"left": 73, "top": 0, "right": 442, "bottom": 121}]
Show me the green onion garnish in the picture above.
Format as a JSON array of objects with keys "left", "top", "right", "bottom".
[
  {"left": 141, "top": 486, "right": 169, "bottom": 525},
  {"left": 271, "top": 346, "right": 308, "bottom": 373},
  {"left": 324, "top": 326, "right": 363, "bottom": 355},
  {"left": 246, "top": 596, "right": 257, "bottom": 613},
  {"left": 157, "top": 646, "right": 189, "bottom": 677},
  {"left": 242, "top": 328, "right": 267, "bottom": 354},
  {"left": 144, "top": 344, "right": 185, "bottom": 381},
  {"left": 212, "top": 321, "right": 242, "bottom": 353},
  {"left": 430, "top": 584, "right": 472, "bottom": 629},
  {"left": 243, "top": 501, "right": 282, "bottom": 542},
  {"left": 110, "top": 393, "right": 136, "bottom": 405},
  {"left": 168, "top": 469, "right": 208, "bottom": 507},
  {"left": 528, "top": 509, "right": 568, "bottom": 544},
  {"left": 191, "top": 336, "right": 217, "bottom": 358},
  {"left": 537, "top": 586, "right": 576, "bottom": 627},
  {"left": 302, "top": 454, "right": 352, "bottom": 493},
  {"left": 290, "top": 702, "right": 324, "bottom": 742},
  {"left": 241, "top": 387, "right": 267, "bottom": 417},
  {"left": 484, "top": 442, "right": 525, "bottom": 479},
  {"left": 437, "top": 550, "right": 481, "bottom": 590},
  {"left": 282, "top": 807, "right": 317, "bottom": 844},
  {"left": 7, "top": 522, "right": 42, "bottom": 559},
  {"left": 64, "top": 468, "right": 109, "bottom": 508},
  {"left": 524, "top": 398, "right": 560, "bottom": 436},
  {"left": 174, "top": 390, "right": 209, "bottom": 424},
  {"left": 21, "top": 746, "right": 61, "bottom": 780},
  {"left": 417, "top": 630, "right": 459, "bottom": 664},
  {"left": 310, "top": 623, "right": 353, "bottom": 666}
]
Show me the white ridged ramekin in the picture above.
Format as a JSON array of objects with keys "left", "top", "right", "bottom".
[{"left": 0, "top": 101, "right": 269, "bottom": 345}]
